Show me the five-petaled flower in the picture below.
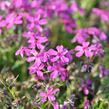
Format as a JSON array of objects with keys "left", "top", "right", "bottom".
[
  {"left": 75, "top": 42, "right": 93, "bottom": 58},
  {"left": 40, "top": 87, "right": 59, "bottom": 103},
  {"left": 49, "top": 45, "right": 69, "bottom": 63},
  {"left": 48, "top": 62, "right": 68, "bottom": 81},
  {"left": 27, "top": 14, "right": 47, "bottom": 32},
  {"left": 29, "top": 61, "right": 44, "bottom": 80}
]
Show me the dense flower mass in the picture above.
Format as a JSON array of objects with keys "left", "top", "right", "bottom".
[{"left": 0, "top": 0, "right": 109, "bottom": 109}]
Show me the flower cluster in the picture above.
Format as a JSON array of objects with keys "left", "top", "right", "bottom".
[
  {"left": 75, "top": 42, "right": 104, "bottom": 58},
  {"left": 0, "top": 0, "right": 108, "bottom": 108},
  {"left": 72, "top": 27, "right": 107, "bottom": 44}
]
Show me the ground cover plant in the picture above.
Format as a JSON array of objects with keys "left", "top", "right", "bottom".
[{"left": 0, "top": 0, "right": 109, "bottom": 109}]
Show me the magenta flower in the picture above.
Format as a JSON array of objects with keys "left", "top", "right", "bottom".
[
  {"left": 52, "top": 102, "right": 59, "bottom": 109},
  {"left": 75, "top": 42, "right": 93, "bottom": 58},
  {"left": 72, "top": 27, "right": 107, "bottom": 43},
  {"left": 50, "top": 45, "right": 69, "bottom": 63},
  {"left": 39, "top": 51, "right": 50, "bottom": 62},
  {"left": 28, "top": 35, "right": 48, "bottom": 50},
  {"left": 46, "top": 0, "right": 68, "bottom": 13},
  {"left": 40, "top": 87, "right": 59, "bottom": 103},
  {"left": 22, "top": 31, "right": 35, "bottom": 38},
  {"left": 31, "top": 0, "right": 44, "bottom": 8},
  {"left": 12, "top": 0, "right": 23, "bottom": 8},
  {"left": 27, "top": 14, "right": 47, "bottom": 32},
  {"left": 26, "top": 49, "right": 38, "bottom": 62},
  {"left": 35, "top": 36, "right": 48, "bottom": 50},
  {"left": 71, "top": 29, "right": 89, "bottom": 43},
  {"left": 92, "top": 8, "right": 109, "bottom": 22},
  {"left": 0, "top": 19, "right": 6, "bottom": 28},
  {"left": 70, "top": 1, "right": 85, "bottom": 15},
  {"left": 15, "top": 46, "right": 31, "bottom": 57},
  {"left": 87, "top": 27, "right": 107, "bottom": 40},
  {"left": 27, "top": 50, "right": 49, "bottom": 68},
  {"left": 5, "top": 13, "right": 23, "bottom": 29},
  {"left": 48, "top": 63, "right": 68, "bottom": 80},
  {"left": 90, "top": 43, "right": 104, "bottom": 57},
  {"left": 0, "top": 17, "right": 6, "bottom": 33},
  {"left": 29, "top": 61, "right": 44, "bottom": 79},
  {"left": 0, "top": 1, "right": 10, "bottom": 11}
]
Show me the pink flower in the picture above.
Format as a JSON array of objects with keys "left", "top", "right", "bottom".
[
  {"left": 40, "top": 87, "right": 59, "bottom": 103},
  {"left": 92, "top": 8, "right": 109, "bottom": 22},
  {"left": 48, "top": 63, "right": 68, "bottom": 80},
  {"left": 70, "top": 1, "right": 85, "bottom": 15},
  {"left": 27, "top": 14, "right": 47, "bottom": 32},
  {"left": 28, "top": 35, "right": 48, "bottom": 50},
  {"left": 0, "top": 20, "right": 6, "bottom": 28},
  {"left": 0, "top": 17, "right": 6, "bottom": 33},
  {"left": 29, "top": 61, "right": 44, "bottom": 79},
  {"left": 31, "top": 0, "right": 43, "bottom": 8},
  {"left": 75, "top": 42, "right": 93, "bottom": 58},
  {"left": 22, "top": 31, "right": 35, "bottom": 38},
  {"left": 72, "top": 27, "right": 107, "bottom": 43},
  {"left": 52, "top": 102, "right": 59, "bottom": 109},
  {"left": 5, "top": 13, "right": 22, "bottom": 29},
  {"left": 0, "top": 1, "right": 10, "bottom": 10},
  {"left": 12, "top": 0, "right": 23, "bottom": 8},
  {"left": 49, "top": 45, "right": 69, "bottom": 63},
  {"left": 39, "top": 51, "right": 50, "bottom": 62},
  {"left": 26, "top": 49, "right": 38, "bottom": 62},
  {"left": 87, "top": 27, "right": 107, "bottom": 40},
  {"left": 15, "top": 46, "right": 31, "bottom": 57},
  {"left": 71, "top": 29, "right": 89, "bottom": 43},
  {"left": 90, "top": 43, "right": 104, "bottom": 56}
]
